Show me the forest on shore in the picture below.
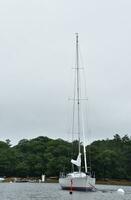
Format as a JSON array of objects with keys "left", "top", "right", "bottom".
[{"left": 0, "top": 134, "right": 131, "bottom": 180}]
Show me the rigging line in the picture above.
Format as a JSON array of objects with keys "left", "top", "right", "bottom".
[
  {"left": 71, "top": 66, "right": 77, "bottom": 167},
  {"left": 80, "top": 47, "right": 93, "bottom": 174},
  {"left": 79, "top": 40, "right": 92, "bottom": 173},
  {"left": 78, "top": 44, "right": 85, "bottom": 69},
  {"left": 81, "top": 103, "right": 88, "bottom": 173},
  {"left": 71, "top": 33, "right": 78, "bottom": 143},
  {"left": 71, "top": 35, "right": 78, "bottom": 173},
  {"left": 76, "top": 33, "right": 81, "bottom": 157},
  {"left": 71, "top": 68, "right": 76, "bottom": 142},
  {"left": 79, "top": 44, "right": 88, "bottom": 173},
  {"left": 71, "top": 37, "right": 78, "bottom": 172},
  {"left": 79, "top": 42, "right": 91, "bottom": 142},
  {"left": 79, "top": 43, "right": 88, "bottom": 99}
]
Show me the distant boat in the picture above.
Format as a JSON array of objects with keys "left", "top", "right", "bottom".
[
  {"left": 59, "top": 34, "right": 96, "bottom": 191},
  {"left": 0, "top": 177, "right": 5, "bottom": 182}
]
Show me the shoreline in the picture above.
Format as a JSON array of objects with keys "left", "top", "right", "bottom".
[
  {"left": 96, "top": 179, "right": 131, "bottom": 186},
  {"left": 3, "top": 177, "right": 131, "bottom": 186}
]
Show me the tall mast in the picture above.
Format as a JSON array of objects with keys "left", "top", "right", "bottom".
[{"left": 76, "top": 33, "right": 81, "bottom": 162}]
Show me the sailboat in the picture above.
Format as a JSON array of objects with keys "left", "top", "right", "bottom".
[{"left": 59, "top": 33, "right": 96, "bottom": 191}]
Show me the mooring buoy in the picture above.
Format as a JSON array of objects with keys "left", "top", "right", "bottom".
[{"left": 117, "top": 188, "right": 125, "bottom": 195}]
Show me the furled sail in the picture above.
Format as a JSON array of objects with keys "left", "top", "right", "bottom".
[{"left": 71, "top": 153, "right": 81, "bottom": 167}]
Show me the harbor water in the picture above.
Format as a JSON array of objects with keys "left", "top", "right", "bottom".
[{"left": 0, "top": 183, "right": 131, "bottom": 200}]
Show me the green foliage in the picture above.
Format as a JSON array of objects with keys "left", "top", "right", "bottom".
[
  {"left": 0, "top": 134, "right": 131, "bottom": 179},
  {"left": 89, "top": 134, "right": 131, "bottom": 179}
]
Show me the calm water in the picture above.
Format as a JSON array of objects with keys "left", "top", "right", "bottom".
[{"left": 0, "top": 183, "right": 130, "bottom": 200}]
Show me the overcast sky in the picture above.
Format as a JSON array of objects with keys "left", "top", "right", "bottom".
[{"left": 0, "top": 0, "right": 131, "bottom": 145}]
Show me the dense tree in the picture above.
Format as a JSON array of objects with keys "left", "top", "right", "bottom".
[{"left": 0, "top": 134, "right": 130, "bottom": 179}]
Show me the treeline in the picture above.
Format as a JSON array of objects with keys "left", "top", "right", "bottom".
[{"left": 0, "top": 134, "right": 131, "bottom": 179}]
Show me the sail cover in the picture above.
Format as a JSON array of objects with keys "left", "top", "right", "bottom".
[{"left": 71, "top": 153, "right": 81, "bottom": 167}]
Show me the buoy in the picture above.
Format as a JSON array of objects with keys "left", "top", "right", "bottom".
[{"left": 117, "top": 188, "right": 125, "bottom": 195}]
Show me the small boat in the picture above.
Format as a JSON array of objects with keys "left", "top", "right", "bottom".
[
  {"left": 59, "top": 33, "right": 96, "bottom": 191},
  {"left": 0, "top": 177, "right": 5, "bottom": 182}
]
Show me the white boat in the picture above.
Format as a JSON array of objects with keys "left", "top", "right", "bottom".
[
  {"left": 0, "top": 177, "right": 5, "bottom": 182},
  {"left": 59, "top": 33, "right": 96, "bottom": 191}
]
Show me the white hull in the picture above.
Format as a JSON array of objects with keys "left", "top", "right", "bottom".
[{"left": 59, "top": 172, "right": 96, "bottom": 191}]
